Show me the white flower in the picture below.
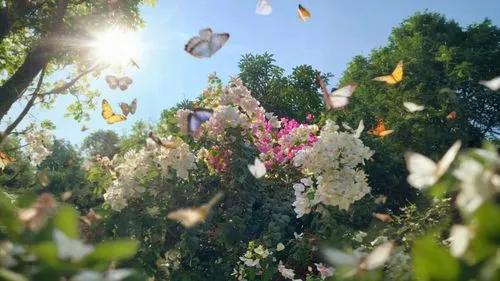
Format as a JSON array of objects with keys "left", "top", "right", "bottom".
[
  {"left": 314, "top": 263, "right": 335, "bottom": 280},
  {"left": 353, "top": 231, "right": 367, "bottom": 243},
  {"left": 23, "top": 123, "right": 53, "bottom": 165},
  {"left": 276, "top": 243, "right": 285, "bottom": 252},
  {"left": 278, "top": 261, "right": 296, "bottom": 280}
]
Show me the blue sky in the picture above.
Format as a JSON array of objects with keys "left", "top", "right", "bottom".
[{"left": 5, "top": 0, "right": 500, "bottom": 146}]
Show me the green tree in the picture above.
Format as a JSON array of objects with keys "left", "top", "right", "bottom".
[
  {"left": 119, "top": 120, "right": 149, "bottom": 153},
  {"left": 0, "top": 0, "right": 154, "bottom": 144},
  {"left": 82, "top": 130, "right": 120, "bottom": 158}
]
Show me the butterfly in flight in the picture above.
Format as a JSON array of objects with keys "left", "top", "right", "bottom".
[
  {"left": 129, "top": 59, "right": 140, "bottom": 69},
  {"left": 317, "top": 73, "right": 357, "bottom": 110},
  {"left": 248, "top": 157, "right": 267, "bottom": 178},
  {"left": 446, "top": 111, "right": 457, "bottom": 121},
  {"left": 185, "top": 28, "right": 230, "bottom": 59},
  {"left": 167, "top": 192, "right": 224, "bottom": 228},
  {"left": 187, "top": 109, "right": 213, "bottom": 134},
  {"left": 403, "top": 102, "right": 425, "bottom": 113},
  {"left": 405, "top": 140, "right": 461, "bottom": 190},
  {"left": 256, "top": 0, "right": 272, "bottom": 15},
  {"left": 479, "top": 76, "right": 500, "bottom": 91},
  {"left": 80, "top": 125, "right": 89, "bottom": 132},
  {"left": 105, "top": 75, "right": 133, "bottom": 90},
  {"left": 367, "top": 118, "right": 394, "bottom": 139},
  {"left": 148, "top": 132, "right": 178, "bottom": 149},
  {"left": 39, "top": 170, "right": 50, "bottom": 187},
  {"left": 373, "top": 60, "right": 403, "bottom": 85},
  {"left": 298, "top": 4, "right": 311, "bottom": 21},
  {"left": 118, "top": 98, "right": 137, "bottom": 116},
  {"left": 0, "top": 152, "right": 14, "bottom": 171},
  {"left": 101, "top": 99, "right": 127, "bottom": 124}
]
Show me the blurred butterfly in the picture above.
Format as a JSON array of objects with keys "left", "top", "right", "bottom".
[
  {"left": 72, "top": 269, "right": 133, "bottom": 281},
  {"left": 101, "top": 99, "right": 127, "bottom": 124},
  {"left": 129, "top": 59, "right": 140, "bottom": 69},
  {"left": 373, "top": 195, "right": 387, "bottom": 205},
  {"left": 342, "top": 120, "right": 364, "bottom": 139},
  {"left": 367, "top": 118, "right": 394, "bottom": 139},
  {"left": 105, "top": 75, "right": 133, "bottom": 90},
  {"left": 256, "top": 0, "right": 272, "bottom": 15},
  {"left": 148, "top": 132, "right": 178, "bottom": 149},
  {"left": 404, "top": 140, "right": 461, "bottom": 189},
  {"left": 185, "top": 28, "right": 230, "bottom": 58},
  {"left": 80, "top": 125, "right": 89, "bottom": 132},
  {"left": 248, "top": 157, "right": 266, "bottom": 178},
  {"left": 61, "top": 191, "right": 72, "bottom": 202},
  {"left": 403, "top": 102, "right": 425, "bottom": 113},
  {"left": 167, "top": 192, "right": 224, "bottom": 228},
  {"left": 298, "top": 4, "right": 311, "bottom": 21},
  {"left": 322, "top": 241, "right": 394, "bottom": 277},
  {"left": 372, "top": 212, "right": 392, "bottom": 223},
  {"left": 81, "top": 208, "right": 102, "bottom": 226},
  {"left": 373, "top": 60, "right": 403, "bottom": 85},
  {"left": 39, "top": 170, "right": 50, "bottom": 187},
  {"left": 118, "top": 98, "right": 137, "bottom": 116},
  {"left": 53, "top": 229, "right": 94, "bottom": 261},
  {"left": 446, "top": 111, "right": 457, "bottom": 121},
  {"left": 479, "top": 76, "right": 500, "bottom": 91},
  {"left": 317, "top": 73, "right": 357, "bottom": 109},
  {"left": 0, "top": 151, "right": 13, "bottom": 171},
  {"left": 187, "top": 109, "right": 213, "bottom": 134}
]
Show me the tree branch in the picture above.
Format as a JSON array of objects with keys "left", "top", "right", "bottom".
[{"left": 0, "top": 68, "right": 46, "bottom": 144}]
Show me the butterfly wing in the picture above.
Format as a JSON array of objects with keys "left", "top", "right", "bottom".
[
  {"left": 391, "top": 60, "right": 403, "bottom": 83},
  {"left": 361, "top": 241, "right": 394, "bottom": 271},
  {"left": 199, "top": 28, "right": 213, "bottom": 40},
  {"left": 208, "top": 33, "right": 230, "bottom": 57},
  {"left": 435, "top": 140, "right": 461, "bottom": 179},
  {"left": 322, "top": 247, "right": 360, "bottom": 267},
  {"left": 404, "top": 152, "right": 438, "bottom": 189},
  {"left": 105, "top": 75, "right": 119, "bottom": 89},
  {"left": 329, "top": 84, "right": 357, "bottom": 109},
  {"left": 298, "top": 4, "right": 311, "bottom": 21},
  {"left": 367, "top": 119, "right": 386, "bottom": 136},
  {"left": 129, "top": 98, "right": 137, "bottom": 114},
  {"left": 403, "top": 102, "right": 425, "bottom": 113},
  {"left": 317, "top": 73, "right": 334, "bottom": 109},
  {"left": 118, "top": 76, "right": 133, "bottom": 91},
  {"left": 167, "top": 208, "right": 205, "bottom": 228},
  {"left": 248, "top": 158, "right": 266, "bottom": 178},
  {"left": 479, "top": 76, "right": 500, "bottom": 91},
  {"left": 188, "top": 109, "right": 213, "bottom": 133},
  {"left": 372, "top": 75, "right": 397, "bottom": 84},
  {"left": 185, "top": 36, "right": 211, "bottom": 58},
  {"left": 0, "top": 152, "right": 13, "bottom": 170},
  {"left": 102, "top": 99, "right": 127, "bottom": 124},
  {"left": 446, "top": 111, "right": 457, "bottom": 120},
  {"left": 256, "top": 0, "right": 272, "bottom": 15},
  {"left": 118, "top": 102, "right": 130, "bottom": 116}
]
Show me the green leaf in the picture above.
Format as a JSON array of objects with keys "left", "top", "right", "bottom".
[
  {"left": 0, "top": 268, "right": 28, "bottom": 281},
  {"left": 52, "top": 205, "right": 79, "bottom": 239},
  {"left": 413, "top": 236, "right": 459, "bottom": 281},
  {"left": 84, "top": 240, "right": 138, "bottom": 262},
  {"left": 0, "top": 191, "right": 22, "bottom": 237},
  {"left": 31, "top": 241, "right": 59, "bottom": 267}
]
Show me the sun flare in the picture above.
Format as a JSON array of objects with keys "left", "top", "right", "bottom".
[{"left": 90, "top": 27, "right": 140, "bottom": 66}]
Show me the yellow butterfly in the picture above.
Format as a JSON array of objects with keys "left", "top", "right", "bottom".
[
  {"left": 0, "top": 151, "right": 14, "bottom": 171},
  {"left": 105, "top": 75, "right": 133, "bottom": 90},
  {"left": 118, "top": 98, "right": 137, "bottom": 116},
  {"left": 373, "top": 60, "right": 403, "bottom": 85},
  {"left": 298, "top": 4, "right": 311, "bottom": 21},
  {"left": 101, "top": 99, "right": 127, "bottom": 124},
  {"left": 167, "top": 192, "right": 224, "bottom": 228}
]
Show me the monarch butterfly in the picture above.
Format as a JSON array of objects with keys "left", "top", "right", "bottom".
[
  {"left": 446, "top": 111, "right": 457, "bottom": 121},
  {"left": 403, "top": 102, "right": 425, "bottom": 113},
  {"left": 167, "top": 192, "right": 224, "bottom": 228},
  {"left": 118, "top": 98, "right": 137, "bottom": 116},
  {"left": 185, "top": 28, "right": 230, "bottom": 58},
  {"left": 0, "top": 151, "right": 13, "bottom": 170},
  {"left": 317, "top": 73, "right": 357, "bottom": 109},
  {"left": 148, "top": 132, "right": 178, "bottom": 149},
  {"left": 187, "top": 109, "right": 213, "bottom": 134},
  {"left": 105, "top": 75, "right": 133, "bottom": 90},
  {"left": 404, "top": 140, "right": 461, "bottom": 190},
  {"left": 256, "top": 0, "right": 272, "bottom": 15},
  {"left": 479, "top": 76, "right": 500, "bottom": 91},
  {"left": 101, "top": 99, "right": 127, "bottom": 124},
  {"left": 367, "top": 118, "right": 394, "bottom": 138},
  {"left": 373, "top": 60, "right": 403, "bottom": 85},
  {"left": 298, "top": 4, "right": 311, "bottom": 21}
]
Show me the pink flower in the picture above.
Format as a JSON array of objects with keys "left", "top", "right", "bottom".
[
  {"left": 315, "top": 263, "right": 335, "bottom": 280},
  {"left": 306, "top": 113, "right": 313, "bottom": 120}
]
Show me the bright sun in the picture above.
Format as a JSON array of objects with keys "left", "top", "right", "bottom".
[{"left": 90, "top": 27, "right": 140, "bottom": 65}]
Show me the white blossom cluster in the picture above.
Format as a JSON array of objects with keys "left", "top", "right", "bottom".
[
  {"left": 23, "top": 123, "right": 53, "bottom": 165},
  {"left": 103, "top": 138, "right": 197, "bottom": 211},
  {"left": 292, "top": 121, "right": 374, "bottom": 215}
]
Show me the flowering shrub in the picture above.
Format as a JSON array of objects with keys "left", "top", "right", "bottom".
[{"left": 23, "top": 122, "right": 53, "bottom": 165}]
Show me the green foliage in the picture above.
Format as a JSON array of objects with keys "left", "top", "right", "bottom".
[{"left": 82, "top": 130, "right": 120, "bottom": 158}]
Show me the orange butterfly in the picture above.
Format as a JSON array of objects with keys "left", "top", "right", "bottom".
[
  {"left": 297, "top": 4, "right": 311, "bottom": 21},
  {"left": 446, "top": 111, "right": 457, "bottom": 121},
  {"left": 367, "top": 118, "right": 394, "bottom": 139},
  {"left": 148, "top": 132, "right": 178, "bottom": 149},
  {"left": 373, "top": 61, "right": 403, "bottom": 85},
  {"left": 0, "top": 151, "right": 14, "bottom": 170}
]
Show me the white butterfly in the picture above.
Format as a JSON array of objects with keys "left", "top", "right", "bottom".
[
  {"left": 71, "top": 269, "right": 133, "bottom": 281},
  {"left": 342, "top": 120, "right": 364, "bottom": 138},
  {"left": 403, "top": 102, "right": 425, "bottom": 113},
  {"left": 184, "top": 28, "right": 230, "bottom": 58},
  {"left": 167, "top": 192, "right": 223, "bottom": 228},
  {"left": 248, "top": 157, "right": 267, "bottom": 178},
  {"left": 317, "top": 73, "right": 357, "bottom": 109},
  {"left": 447, "top": 224, "right": 471, "bottom": 258},
  {"left": 322, "top": 241, "right": 394, "bottom": 277},
  {"left": 256, "top": 0, "right": 272, "bottom": 15},
  {"left": 405, "top": 140, "right": 462, "bottom": 189},
  {"left": 53, "top": 229, "right": 94, "bottom": 261},
  {"left": 479, "top": 76, "right": 500, "bottom": 91}
]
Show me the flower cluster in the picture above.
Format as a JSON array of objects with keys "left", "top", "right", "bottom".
[
  {"left": 103, "top": 138, "right": 197, "bottom": 211},
  {"left": 232, "top": 242, "right": 274, "bottom": 281},
  {"left": 23, "top": 123, "right": 52, "bottom": 165},
  {"left": 292, "top": 120, "right": 374, "bottom": 215}
]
